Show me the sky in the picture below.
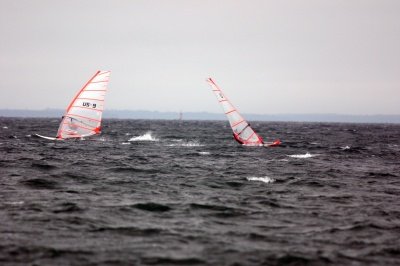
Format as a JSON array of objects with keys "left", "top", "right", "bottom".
[{"left": 0, "top": 0, "right": 399, "bottom": 115}]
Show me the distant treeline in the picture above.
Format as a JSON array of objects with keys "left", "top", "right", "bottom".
[{"left": 1, "top": 109, "right": 400, "bottom": 123}]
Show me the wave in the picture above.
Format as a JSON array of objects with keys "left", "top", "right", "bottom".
[
  {"left": 21, "top": 178, "right": 60, "bottom": 189},
  {"left": 4, "top": 201, "right": 24, "bottom": 206},
  {"left": 198, "top": 151, "right": 210, "bottom": 155},
  {"left": 128, "top": 132, "right": 159, "bottom": 142},
  {"left": 166, "top": 140, "right": 204, "bottom": 147},
  {"left": 247, "top": 176, "right": 276, "bottom": 184},
  {"left": 288, "top": 152, "right": 317, "bottom": 158},
  {"left": 141, "top": 256, "right": 205, "bottom": 265},
  {"left": 131, "top": 202, "right": 171, "bottom": 212},
  {"left": 182, "top": 141, "right": 204, "bottom": 147},
  {"left": 31, "top": 162, "right": 57, "bottom": 170},
  {"left": 189, "top": 203, "right": 246, "bottom": 217},
  {"left": 52, "top": 202, "right": 83, "bottom": 213},
  {"left": 92, "top": 226, "right": 163, "bottom": 236}
]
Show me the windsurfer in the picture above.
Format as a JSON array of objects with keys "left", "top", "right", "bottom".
[
  {"left": 207, "top": 77, "right": 280, "bottom": 147},
  {"left": 233, "top": 133, "right": 244, "bottom": 144},
  {"left": 94, "top": 126, "right": 101, "bottom": 134}
]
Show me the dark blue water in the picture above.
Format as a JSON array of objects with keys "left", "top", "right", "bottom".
[{"left": 1, "top": 117, "right": 399, "bottom": 265}]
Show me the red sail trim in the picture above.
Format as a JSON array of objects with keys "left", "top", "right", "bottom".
[
  {"left": 67, "top": 113, "right": 101, "bottom": 123},
  {"left": 71, "top": 105, "right": 104, "bottom": 112},
  {"left": 84, "top": 89, "right": 107, "bottom": 92},
  {"left": 225, "top": 109, "right": 236, "bottom": 114},
  {"left": 77, "top": 97, "right": 104, "bottom": 102}
]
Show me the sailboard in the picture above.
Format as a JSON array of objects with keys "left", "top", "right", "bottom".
[
  {"left": 34, "top": 134, "right": 57, "bottom": 140},
  {"left": 206, "top": 77, "right": 280, "bottom": 147},
  {"left": 35, "top": 70, "right": 111, "bottom": 140}
]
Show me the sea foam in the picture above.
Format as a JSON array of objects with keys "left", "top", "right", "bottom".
[
  {"left": 246, "top": 176, "right": 276, "bottom": 184},
  {"left": 166, "top": 140, "right": 204, "bottom": 147},
  {"left": 288, "top": 152, "right": 316, "bottom": 158},
  {"left": 129, "top": 132, "right": 159, "bottom": 142}
]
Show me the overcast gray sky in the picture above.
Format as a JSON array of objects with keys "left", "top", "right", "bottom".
[{"left": 0, "top": 0, "right": 399, "bottom": 115}]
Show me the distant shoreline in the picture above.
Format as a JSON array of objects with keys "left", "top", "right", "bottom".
[{"left": 0, "top": 109, "right": 399, "bottom": 124}]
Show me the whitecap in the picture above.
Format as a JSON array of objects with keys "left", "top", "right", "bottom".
[
  {"left": 341, "top": 145, "right": 351, "bottom": 150},
  {"left": 288, "top": 152, "right": 316, "bottom": 158},
  {"left": 128, "top": 132, "right": 159, "bottom": 142},
  {"left": 166, "top": 140, "right": 204, "bottom": 147},
  {"left": 5, "top": 201, "right": 24, "bottom": 205},
  {"left": 2, "top": 126, "right": 8, "bottom": 129},
  {"left": 198, "top": 151, "right": 210, "bottom": 155},
  {"left": 247, "top": 176, "right": 276, "bottom": 184},
  {"left": 182, "top": 141, "right": 204, "bottom": 147},
  {"left": 121, "top": 142, "right": 131, "bottom": 145}
]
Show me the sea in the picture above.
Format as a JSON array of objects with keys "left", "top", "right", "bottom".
[{"left": 0, "top": 117, "right": 399, "bottom": 266}]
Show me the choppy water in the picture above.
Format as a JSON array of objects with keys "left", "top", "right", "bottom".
[{"left": 1, "top": 117, "right": 400, "bottom": 265}]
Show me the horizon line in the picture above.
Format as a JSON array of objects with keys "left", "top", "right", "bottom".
[
  {"left": 1, "top": 108, "right": 400, "bottom": 124},
  {"left": 0, "top": 108, "right": 399, "bottom": 117}
]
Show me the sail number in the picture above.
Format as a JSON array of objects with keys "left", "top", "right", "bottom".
[{"left": 82, "top": 102, "right": 97, "bottom": 108}]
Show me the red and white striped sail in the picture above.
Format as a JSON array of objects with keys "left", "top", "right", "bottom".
[
  {"left": 56, "top": 70, "right": 110, "bottom": 139},
  {"left": 206, "top": 77, "right": 264, "bottom": 145}
]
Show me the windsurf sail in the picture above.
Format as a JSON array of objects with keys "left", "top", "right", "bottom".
[
  {"left": 55, "top": 70, "right": 111, "bottom": 139},
  {"left": 206, "top": 77, "right": 280, "bottom": 146}
]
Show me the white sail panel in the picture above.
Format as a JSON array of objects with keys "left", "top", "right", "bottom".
[
  {"left": 206, "top": 78, "right": 263, "bottom": 145},
  {"left": 56, "top": 70, "right": 110, "bottom": 139}
]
